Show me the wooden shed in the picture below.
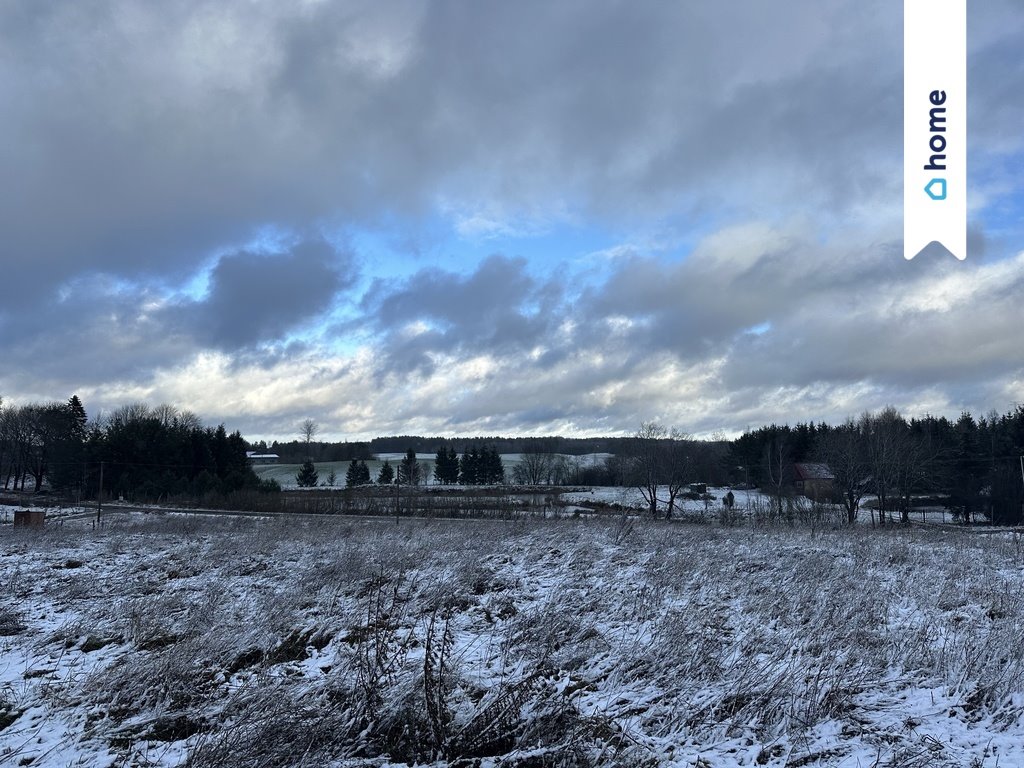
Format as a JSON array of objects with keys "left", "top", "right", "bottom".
[
  {"left": 13, "top": 509, "right": 46, "bottom": 528},
  {"left": 792, "top": 463, "right": 835, "bottom": 501}
]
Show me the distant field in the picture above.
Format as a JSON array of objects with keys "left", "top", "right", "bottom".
[{"left": 254, "top": 453, "right": 613, "bottom": 489}]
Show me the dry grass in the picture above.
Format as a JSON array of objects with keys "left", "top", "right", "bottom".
[{"left": 1, "top": 514, "right": 1023, "bottom": 766}]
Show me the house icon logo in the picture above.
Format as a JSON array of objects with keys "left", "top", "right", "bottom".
[{"left": 925, "top": 178, "right": 947, "bottom": 201}]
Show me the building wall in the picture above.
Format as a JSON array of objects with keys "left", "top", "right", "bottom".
[{"left": 14, "top": 509, "right": 46, "bottom": 528}]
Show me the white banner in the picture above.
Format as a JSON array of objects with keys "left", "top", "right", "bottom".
[{"left": 904, "top": 0, "right": 966, "bottom": 260}]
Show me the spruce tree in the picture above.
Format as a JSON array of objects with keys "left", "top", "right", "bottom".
[
  {"left": 434, "top": 446, "right": 460, "bottom": 484},
  {"left": 398, "top": 448, "right": 420, "bottom": 485},
  {"left": 357, "top": 459, "right": 372, "bottom": 485},
  {"left": 486, "top": 446, "right": 505, "bottom": 484},
  {"left": 377, "top": 460, "right": 394, "bottom": 485},
  {"left": 434, "top": 447, "right": 448, "bottom": 484},
  {"left": 345, "top": 459, "right": 361, "bottom": 488},
  {"left": 295, "top": 459, "right": 319, "bottom": 487},
  {"left": 460, "top": 447, "right": 481, "bottom": 485},
  {"left": 447, "top": 447, "right": 459, "bottom": 482}
]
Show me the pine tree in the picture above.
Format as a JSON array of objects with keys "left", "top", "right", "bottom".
[
  {"left": 434, "top": 446, "right": 459, "bottom": 484},
  {"left": 49, "top": 395, "right": 90, "bottom": 493},
  {"left": 398, "top": 448, "right": 420, "bottom": 485},
  {"left": 447, "top": 447, "right": 459, "bottom": 482},
  {"left": 460, "top": 447, "right": 480, "bottom": 485},
  {"left": 67, "top": 395, "right": 88, "bottom": 439},
  {"left": 296, "top": 459, "right": 319, "bottom": 487},
  {"left": 357, "top": 459, "right": 372, "bottom": 485},
  {"left": 345, "top": 459, "right": 361, "bottom": 488},
  {"left": 377, "top": 460, "right": 394, "bottom": 485},
  {"left": 485, "top": 446, "right": 505, "bottom": 484},
  {"left": 433, "top": 447, "right": 449, "bottom": 484}
]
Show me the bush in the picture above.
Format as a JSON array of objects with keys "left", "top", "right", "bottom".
[{"left": 258, "top": 478, "right": 282, "bottom": 494}]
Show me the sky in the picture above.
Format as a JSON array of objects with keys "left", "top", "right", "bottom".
[{"left": 1, "top": 0, "right": 1023, "bottom": 441}]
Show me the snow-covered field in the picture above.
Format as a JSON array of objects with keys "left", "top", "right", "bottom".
[
  {"left": 254, "top": 453, "right": 612, "bottom": 489},
  {"left": 3, "top": 514, "right": 1024, "bottom": 766},
  {"left": 562, "top": 486, "right": 762, "bottom": 515}
]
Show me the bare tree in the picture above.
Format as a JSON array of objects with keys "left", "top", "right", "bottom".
[
  {"left": 106, "top": 402, "right": 152, "bottom": 430},
  {"left": 663, "top": 429, "right": 694, "bottom": 520},
  {"left": 860, "top": 407, "right": 906, "bottom": 526},
  {"left": 299, "top": 419, "right": 319, "bottom": 460},
  {"left": 176, "top": 409, "right": 203, "bottom": 430},
  {"left": 0, "top": 402, "right": 18, "bottom": 490},
  {"left": 151, "top": 403, "right": 180, "bottom": 427},
  {"left": 632, "top": 422, "right": 667, "bottom": 518},
  {"left": 892, "top": 428, "right": 942, "bottom": 524},
  {"left": 512, "top": 440, "right": 556, "bottom": 485},
  {"left": 762, "top": 429, "right": 791, "bottom": 518},
  {"left": 815, "top": 420, "right": 868, "bottom": 525}
]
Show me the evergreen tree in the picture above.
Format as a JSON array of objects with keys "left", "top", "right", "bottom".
[
  {"left": 357, "top": 459, "right": 371, "bottom": 485},
  {"left": 433, "top": 447, "right": 446, "bottom": 484},
  {"left": 459, "top": 447, "right": 479, "bottom": 485},
  {"left": 67, "top": 395, "right": 88, "bottom": 439},
  {"left": 48, "top": 396, "right": 90, "bottom": 494},
  {"left": 398, "top": 448, "right": 421, "bottom": 485},
  {"left": 447, "top": 447, "right": 459, "bottom": 482},
  {"left": 345, "top": 459, "right": 361, "bottom": 488},
  {"left": 950, "top": 412, "right": 984, "bottom": 523},
  {"left": 377, "top": 460, "right": 394, "bottom": 485},
  {"left": 480, "top": 446, "right": 494, "bottom": 484},
  {"left": 485, "top": 446, "right": 505, "bottom": 484},
  {"left": 296, "top": 459, "right": 319, "bottom": 488},
  {"left": 434, "top": 446, "right": 460, "bottom": 484}
]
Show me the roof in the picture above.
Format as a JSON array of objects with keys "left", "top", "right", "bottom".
[
  {"left": 247, "top": 453, "right": 280, "bottom": 459},
  {"left": 792, "top": 462, "right": 834, "bottom": 481}
]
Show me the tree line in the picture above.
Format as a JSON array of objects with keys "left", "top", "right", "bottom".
[
  {"left": 10, "top": 393, "right": 1023, "bottom": 526},
  {"left": 304, "top": 446, "right": 510, "bottom": 488},
  {"left": 0, "top": 396, "right": 275, "bottom": 502},
  {"left": 729, "top": 405, "right": 1024, "bottom": 525}
]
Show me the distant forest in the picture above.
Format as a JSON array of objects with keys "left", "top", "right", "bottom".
[
  {"left": 728, "top": 405, "right": 1024, "bottom": 525},
  {"left": 0, "top": 399, "right": 278, "bottom": 503},
  {"left": 250, "top": 435, "right": 647, "bottom": 464}
]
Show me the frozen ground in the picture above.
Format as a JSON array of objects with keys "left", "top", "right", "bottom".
[
  {"left": 561, "top": 486, "right": 762, "bottom": 515},
  {"left": 0, "top": 504, "right": 96, "bottom": 524},
  {"left": 3, "top": 514, "right": 1024, "bottom": 766}
]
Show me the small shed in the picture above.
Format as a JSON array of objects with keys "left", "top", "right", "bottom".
[
  {"left": 13, "top": 509, "right": 46, "bottom": 528},
  {"left": 247, "top": 452, "right": 280, "bottom": 465},
  {"left": 792, "top": 463, "right": 834, "bottom": 500}
]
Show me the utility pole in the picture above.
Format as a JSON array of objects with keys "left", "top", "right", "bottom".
[{"left": 97, "top": 461, "right": 104, "bottom": 525}]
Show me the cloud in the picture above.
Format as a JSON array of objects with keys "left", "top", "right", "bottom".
[
  {"left": 359, "top": 254, "right": 563, "bottom": 374},
  {"left": 0, "top": 1, "right": 1021, "bottom": 438},
  {"left": 0, "top": 0, "right": 907, "bottom": 306},
  {"left": 311, "top": 231, "right": 1024, "bottom": 437},
  {"left": 163, "top": 240, "right": 353, "bottom": 349},
  {"left": 0, "top": 240, "right": 353, "bottom": 399}
]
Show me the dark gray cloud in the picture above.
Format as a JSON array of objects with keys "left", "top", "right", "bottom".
[
  {"left": 163, "top": 240, "right": 352, "bottom": 349},
  {"left": 360, "top": 255, "right": 563, "bottom": 374},
  {"left": 0, "top": 240, "right": 353, "bottom": 396},
  {"left": 0, "top": 0, "right": 909, "bottom": 305}
]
